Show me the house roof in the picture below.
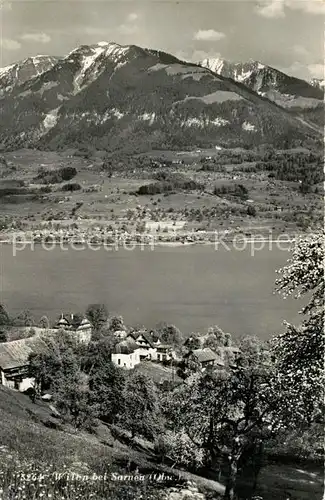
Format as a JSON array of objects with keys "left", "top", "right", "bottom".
[
  {"left": 76, "top": 318, "right": 92, "bottom": 331},
  {"left": 0, "top": 337, "right": 46, "bottom": 371},
  {"left": 190, "top": 348, "right": 224, "bottom": 365},
  {"left": 113, "top": 338, "right": 139, "bottom": 355},
  {"left": 127, "top": 331, "right": 154, "bottom": 348},
  {"left": 55, "top": 314, "right": 92, "bottom": 331}
]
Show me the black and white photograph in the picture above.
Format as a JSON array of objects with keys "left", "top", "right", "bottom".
[{"left": 0, "top": 0, "right": 323, "bottom": 498}]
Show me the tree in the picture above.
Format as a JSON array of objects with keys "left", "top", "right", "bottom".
[
  {"left": 39, "top": 315, "right": 50, "bottom": 329},
  {"left": 156, "top": 429, "right": 204, "bottom": 470},
  {"left": 247, "top": 205, "right": 257, "bottom": 217},
  {"left": 272, "top": 231, "right": 324, "bottom": 425},
  {"left": 13, "top": 309, "right": 34, "bottom": 327},
  {"left": 157, "top": 323, "right": 183, "bottom": 347},
  {"left": 204, "top": 326, "right": 232, "bottom": 350},
  {"left": 165, "top": 341, "right": 283, "bottom": 500},
  {"left": 0, "top": 304, "right": 10, "bottom": 326},
  {"left": 86, "top": 340, "right": 125, "bottom": 423},
  {"left": 184, "top": 333, "right": 202, "bottom": 350},
  {"left": 29, "top": 331, "right": 96, "bottom": 430},
  {"left": 29, "top": 331, "right": 80, "bottom": 394},
  {"left": 86, "top": 304, "right": 109, "bottom": 333},
  {"left": 54, "top": 376, "right": 97, "bottom": 430},
  {"left": 121, "top": 372, "right": 163, "bottom": 440},
  {"left": 109, "top": 315, "right": 125, "bottom": 332}
]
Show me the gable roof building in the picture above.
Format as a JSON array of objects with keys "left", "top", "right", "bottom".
[
  {"left": 0, "top": 337, "right": 46, "bottom": 392},
  {"left": 185, "top": 348, "right": 224, "bottom": 369},
  {"left": 0, "top": 337, "right": 46, "bottom": 371},
  {"left": 54, "top": 314, "right": 92, "bottom": 343}
]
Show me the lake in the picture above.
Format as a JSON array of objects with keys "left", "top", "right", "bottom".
[{"left": 0, "top": 243, "right": 302, "bottom": 338}]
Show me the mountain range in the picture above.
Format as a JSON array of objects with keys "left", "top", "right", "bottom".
[
  {"left": 0, "top": 55, "right": 59, "bottom": 96},
  {"left": 201, "top": 57, "right": 324, "bottom": 129},
  {"left": 0, "top": 42, "right": 322, "bottom": 152},
  {"left": 310, "top": 78, "right": 325, "bottom": 90}
]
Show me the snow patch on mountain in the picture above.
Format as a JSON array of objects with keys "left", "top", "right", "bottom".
[
  {"left": 236, "top": 69, "right": 253, "bottom": 82},
  {"left": 42, "top": 107, "right": 60, "bottom": 133},
  {"left": 104, "top": 43, "right": 130, "bottom": 62},
  {"left": 36, "top": 81, "right": 59, "bottom": 95},
  {"left": 111, "top": 108, "right": 125, "bottom": 119},
  {"left": 242, "top": 121, "right": 256, "bottom": 132},
  {"left": 0, "top": 63, "right": 16, "bottom": 77},
  {"left": 183, "top": 117, "right": 205, "bottom": 128},
  {"left": 310, "top": 78, "right": 325, "bottom": 90},
  {"left": 71, "top": 42, "right": 131, "bottom": 93},
  {"left": 73, "top": 46, "right": 106, "bottom": 92},
  {"left": 182, "top": 116, "right": 229, "bottom": 128},
  {"left": 139, "top": 112, "right": 156, "bottom": 125},
  {"left": 211, "top": 117, "right": 229, "bottom": 126},
  {"left": 201, "top": 57, "right": 224, "bottom": 74}
]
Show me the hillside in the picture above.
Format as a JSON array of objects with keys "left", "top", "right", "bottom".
[
  {"left": 0, "top": 42, "right": 321, "bottom": 152},
  {"left": 0, "top": 382, "right": 322, "bottom": 500},
  {"left": 201, "top": 57, "right": 324, "bottom": 129},
  {"left": 0, "top": 55, "right": 59, "bottom": 96},
  {"left": 0, "top": 385, "right": 227, "bottom": 499}
]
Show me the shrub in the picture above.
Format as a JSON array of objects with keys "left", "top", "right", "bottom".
[
  {"left": 37, "top": 166, "right": 77, "bottom": 184},
  {"left": 61, "top": 183, "right": 81, "bottom": 192},
  {"left": 247, "top": 205, "right": 257, "bottom": 217},
  {"left": 159, "top": 430, "right": 204, "bottom": 470}
]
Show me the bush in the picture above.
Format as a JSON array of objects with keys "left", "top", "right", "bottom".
[
  {"left": 37, "top": 166, "right": 77, "bottom": 184},
  {"left": 247, "top": 205, "right": 257, "bottom": 217},
  {"left": 137, "top": 177, "right": 203, "bottom": 196},
  {"left": 60, "top": 167, "right": 77, "bottom": 181},
  {"left": 159, "top": 429, "right": 204, "bottom": 470},
  {"left": 214, "top": 183, "right": 249, "bottom": 201},
  {"left": 61, "top": 183, "right": 81, "bottom": 192}
]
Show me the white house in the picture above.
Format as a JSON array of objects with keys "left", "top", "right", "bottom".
[
  {"left": 156, "top": 344, "right": 175, "bottom": 362},
  {"left": 126, "top": 331, "right": 157, "bottom": 361},
  {"left": 111, "top": 338, "right": 141, "bottom": 370}
]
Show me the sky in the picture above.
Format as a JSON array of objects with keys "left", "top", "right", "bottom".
[{"left": 0, "top": 0, "right": 324, "bottom": 81}]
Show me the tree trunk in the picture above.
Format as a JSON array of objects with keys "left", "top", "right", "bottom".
[
  {"left": 224, "top": 458, "right": 239, "bottom": 500},
  {"left": 252, "top": 441, "right": 264, "bottom": 492}
]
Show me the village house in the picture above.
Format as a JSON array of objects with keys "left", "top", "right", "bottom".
[
  {"left": 0, "top": 337, "right": 46, "bottom": 392},
  {"left": 113, "top": 330, "right": 128, "bottom": 340},
  {"left": 111, "top": 338, "right": 141, "bottom": 369},
  {"left": 156, "top": 344, "right": 175, "bottom": 362},
  {"left": 184, "top": 347, "right": 225, "bottom": 370},
  {"left": 54, "top": 314, "right": 92, "bottom": 343},
  {"left": 126, "top": 331, "right": 157, "bottom": 361}
]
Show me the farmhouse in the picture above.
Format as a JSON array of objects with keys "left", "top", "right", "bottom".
[
  {"left": 111, "top": 338, "right": 141, "bottom": 369},
  {"left": 185, "top": 348, "right": 224, "bottom": 370},
  {"left": 156, "top": 344, "right": 175, "bottom": 362},
  {"left": 0, "top": 337, "right": 46, "bottom": 392},
  {"left": 54, "top": 314, "right": 92, "bottom": 343},
  {"left": 126, "top": 331, "right": 157, "bottom": 361}
]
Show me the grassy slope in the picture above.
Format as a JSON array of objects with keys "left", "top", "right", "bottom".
[
  {"left": 0, "top": 385, "right": 226, "bottom": 496},
  {"left": 0, "top": 385, "right": 323, "bottom": 499}
]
